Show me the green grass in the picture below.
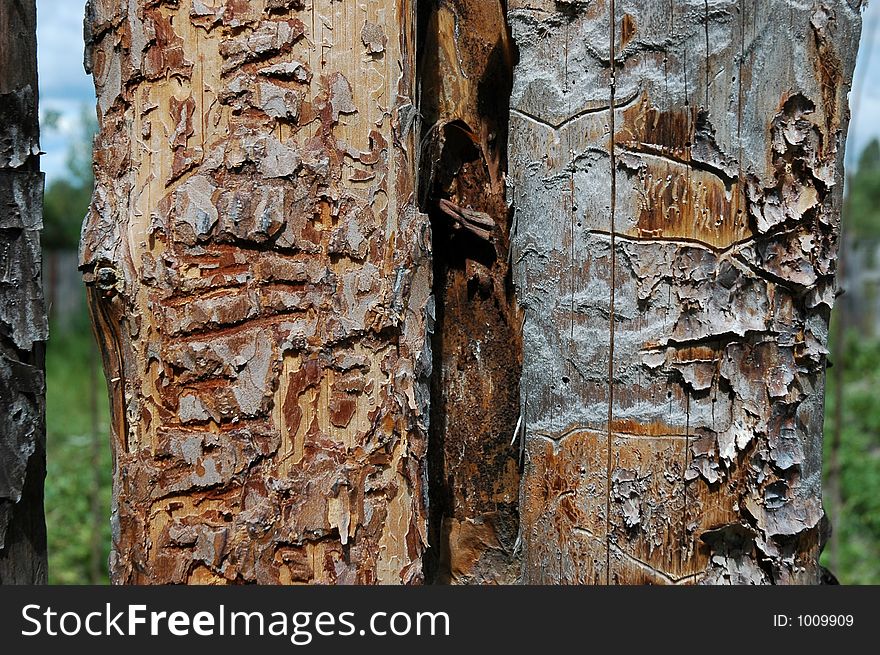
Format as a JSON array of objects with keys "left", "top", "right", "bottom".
[
  {"left": 821, "top": 327, "right": 880, "bottom": 584},
  {"left": 44, "top": 305, "right": 112, "bottom": 584}
]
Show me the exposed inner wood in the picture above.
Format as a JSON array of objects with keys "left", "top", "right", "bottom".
[
  {"left": 419, "top": 0, "right": 522, "bottom": 584},
  {"left": 82, "top": 0, "right": 431, "bottom": 584}
]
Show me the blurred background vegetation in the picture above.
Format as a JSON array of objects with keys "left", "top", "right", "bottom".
[
  {"left": 41, "top": 108, "right": 112, "bottom": 584},
  {"left": 820, "top": 138, "right": 880, "bottom": 585}
]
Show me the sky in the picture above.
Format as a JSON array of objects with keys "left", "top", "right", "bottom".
[
  {"left": 34, "top": 0, "right": 880, "bottom": 184},
  {"left": 37, "top": 0, "right": 94, "bottom": 184},
  {"left": 850, "top": 2, "right": 880, "bottom": 168}
]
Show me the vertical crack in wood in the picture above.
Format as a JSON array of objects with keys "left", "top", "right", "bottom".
[
  {"left": 605, "top": 0, "right": 618, "bottom": 585},
  {"left": 419, "top": 0, "right": 522, "bottom": 584}
]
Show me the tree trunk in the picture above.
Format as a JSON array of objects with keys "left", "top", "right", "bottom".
[
  {"left": 0, "top": 0, "right": 48, "bottom": 584},
  {"left": 82, "top": 0, "right": 431, "bottom": 584},
  {"left": 84, "top": 0, "right": 861, "bottom": 586},
  {"left": 509, "top": 0, "right": 860, "bottom": 584}
]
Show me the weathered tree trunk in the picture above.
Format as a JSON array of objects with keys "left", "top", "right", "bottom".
[
  {"left": 510, "top": 0, "right": 860, "bottom": 584},
  {"left": 0, "top": 0, "right": 48, "bottom": 584},
  {"left": 82, "top": 0, "right": 431, "bottom": 584}
]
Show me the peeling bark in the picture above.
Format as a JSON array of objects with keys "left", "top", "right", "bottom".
[
  {"left": 419, "top": 0, "right": 522, "bottom": 584},
  {"left": 0, "top": 0, "right": 48, "bottom": 584},
  {"left": 82, "top": 0, "right": 430, "bottom": 584},
  {"left": 83, "top": 0, "right": 859, "bottom": 586},
  {"left": 509, "top": 0, "right": 860, "bottom": 584}
]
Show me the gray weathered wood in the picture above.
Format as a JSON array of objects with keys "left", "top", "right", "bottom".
[{"left": 509, "top": 0, "right": 861, "bottom": 584}]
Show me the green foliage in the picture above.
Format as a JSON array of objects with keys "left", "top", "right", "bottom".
[
  {"left": 45, "top": 308, "right": 112, "bottom": 584},
  {"left": 42, "top": 177, "right": 92, "bottom": 249},
  {"left": 846, "top": 138, "right": 880, "bottom": 241},
  {"left": 822, "top": 323, "right": 880, "bottom": 584},
  {"left": 41, "top": 109, "right": 61, "bottom": 131},
  {"left": 42, "top": 106, "right": 110, "bottom": 584},
  {"left": 42, "top": 106, "right": 97, "bottom": 250},
  {"left": 817, "top": 140, "right": 880, "bottom": 584}
]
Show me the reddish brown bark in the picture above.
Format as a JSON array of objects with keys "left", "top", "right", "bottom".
[{"left": 83, "top": 0, "right": 431, "bottom": 584}]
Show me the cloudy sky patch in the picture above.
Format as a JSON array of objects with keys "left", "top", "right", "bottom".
[{"left": 37, "top": 0, "right": 93, "bottom": 184}]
